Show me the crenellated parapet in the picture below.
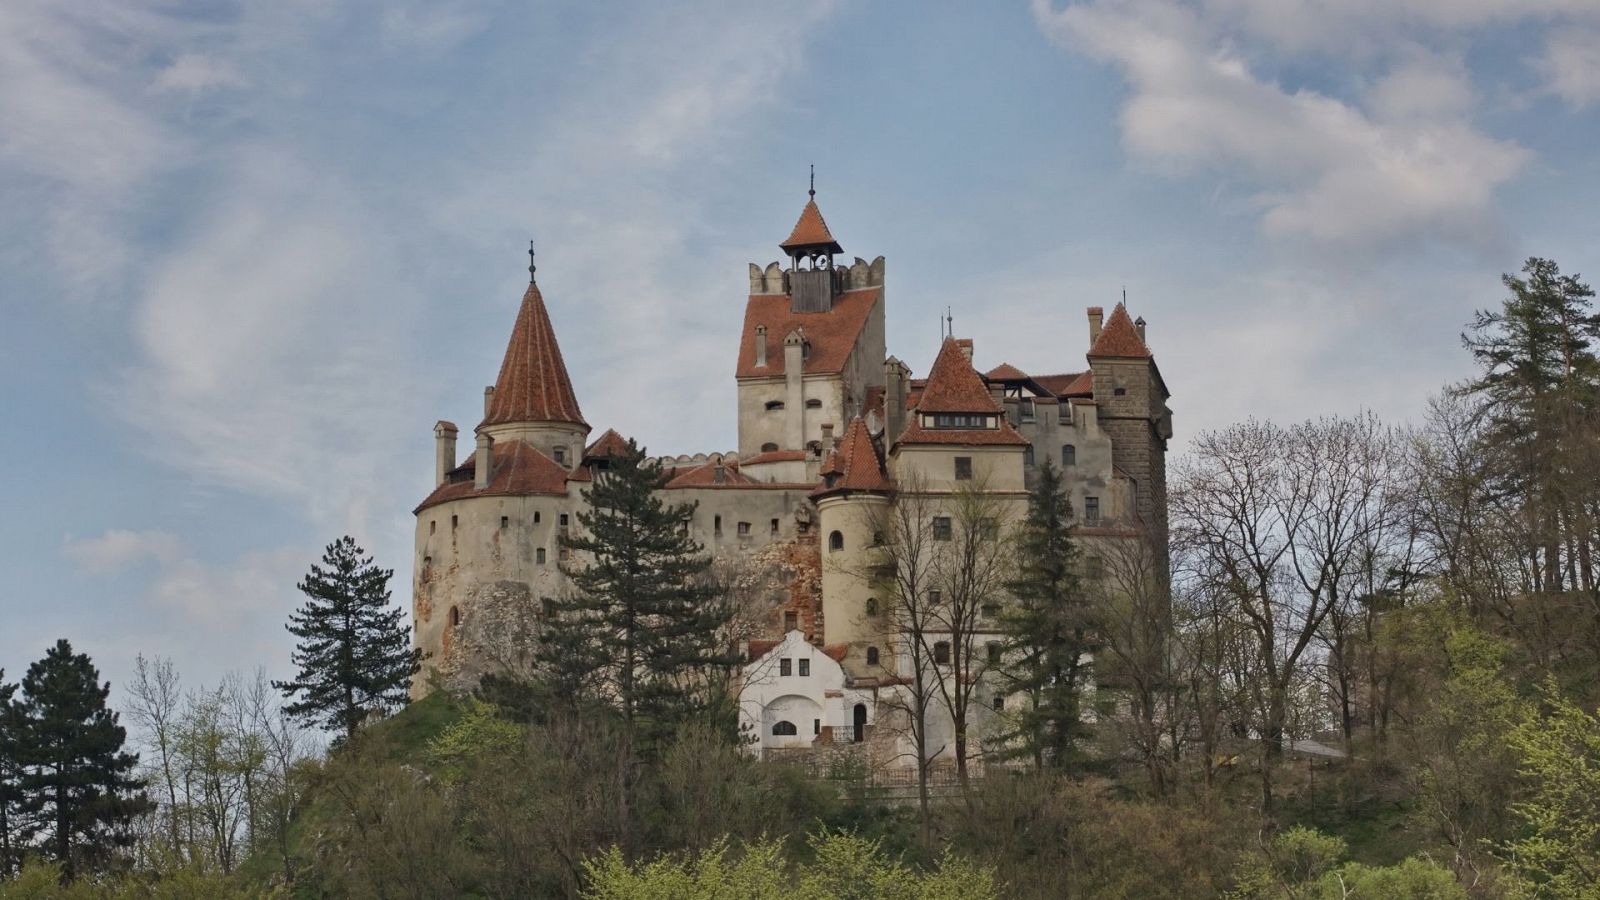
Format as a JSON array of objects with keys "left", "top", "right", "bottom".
[{"left": 748, "top": 256, "right": 886, "bottom": 295}]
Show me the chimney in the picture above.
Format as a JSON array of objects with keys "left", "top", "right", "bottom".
[
  {"left": 956, "top": 338, "right": 974, "bottom": 362},
  {"left": 884, "top": 357, "right": 908, "bottom": 446},
  {"left": 754, "top": 324, "right": 768, "bottom": 368},
  {"left": 483, "top": 385, "right": 495, "bottom": 418},
  {"left": 821, "top": 423, "right": 834, "bottom": 447},
  {"left": 1135, "top": 316, "right": 1147, "bottom": 342},
  {"left": 474, "top": 433, "right": 492, "bottom": 490},
  {"left": 1087, "top": 307, "right": 1104, "bottom": 347},
  {"left": 434, "top": 421, "right": 458, "bottom": 487}
]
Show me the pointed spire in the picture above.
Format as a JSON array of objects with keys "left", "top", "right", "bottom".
[
  {"left": 480, "top": 255, "right": 587, "bottom": 429},
  {"left": 1088, "top": 303, "right": 1153, "bottom": 359},
  {"left": 816, "top": 416, "right": 891, "bottom": 495},
  {"left": 917, "top": 337, "right": 1002, "bottom": 414},
  {"left": 780, "top": 182, "right": 843, "bottom": 255}
]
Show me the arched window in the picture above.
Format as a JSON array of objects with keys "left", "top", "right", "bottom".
[
  {"left": 449, "top": 606, "right": 461, "bottom": 627},
  {"left": 771, "top": 720, "right": 798, "bottom": 736},
  {"left": 805, "top": 398, "right": 822, "bottom": 409},
  {"left": 853, "top": 703, "right": 867, "bottom": 743},
  {"left": 828, "top": 530, "right": 844, "bottom": 552},
  {"left": 866, "top": 646, "right": 880, "bottom": 666},
  {"left": 934, "top": 641, "right": 951, "bottom": 665},
  {"left": 761, "top": 442, "right": 779, "bottom": 452},
  {"left": 765, "top": 400, "right": 785, "bottom": 411},
  {"left": 865, "top": 597, "right": 878, "bottom": 616},
  {"left": 1062, "top": 444, "right": 1077, "bottom": 466}
]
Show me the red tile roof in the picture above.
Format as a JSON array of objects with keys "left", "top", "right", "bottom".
[
  {"left": 916, "top": 338, "right": 1002, "bottom": 414},
  {"left": 736, "top": 287, "right": 881, "bottom": 378},
  {"left": 985, "top": 362, "right": 1029, "bottom": 381},
  {"left": 664, "top": 459, "right": 756, "bottom": 488},
  {"left": 1034, "top": 371, "right": 1093, "bottom": 397},
  {"left": 481, "top": 281, "right": 588, "bottom": 429},
  {"left": 1087, "top": 303, "right": 1152, "bottom": 359},
  {"left": 815, "top": 416, "right": 891, "bottom": 496},
  {"left": 895, "top": 419, "right": 1030, "bottom": 447},
  {"left": 780, "top": 198, "right": 843, "bottom": 253},
  {"left": 414, "top": 440, "right": 575, "bottom": 512},
  {"left": 740, "top": 449, "right": 808, "bottom": 465},
  {"left": 583, "top": 428, "right": 631, "bottom": 461}
]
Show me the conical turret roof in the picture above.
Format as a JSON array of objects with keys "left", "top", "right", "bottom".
[
  {"left": 816, "top": 416, "right": 891, "bottom": 496},
  {"left": 1088, "top": 303, "right": 1152, "bottom": 359},
  {"left": 480, "top": 281, "right": 587, "bottom": 429},
  {"left": 780, "top": 198, "right": 843, "bottom": 254}
]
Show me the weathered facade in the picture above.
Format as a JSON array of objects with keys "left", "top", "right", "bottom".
[{"left": 411, "top": 192, "right": 1172, "bottom": 770}]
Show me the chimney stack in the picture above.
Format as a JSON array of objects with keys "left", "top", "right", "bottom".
[
  {"left": 1087, "top": 307, "right": 1104, "bottom": 347},
  {"left": 1135, "top": 315, "right": 1147, "bottom": 342},
  {"left": 474, "top": 433, "right": 492, "bottom": 490},
  {"left": 754, "top": 324, "right": 768, "bottom": 368},
  {"left": 884, "top": 357, "right": 909, "bottom": 445},
  {"left": 483, "top": 385, "right": 496, "bottom": 418},
  {"left": 434, "top": 421, "right": 458, "bottom": 487},
  {"left": 956, "top": 338, "right": 974, "bottom": 362},
  {"left": 821, "top": 423, "right": 834, "bottom": 447}
]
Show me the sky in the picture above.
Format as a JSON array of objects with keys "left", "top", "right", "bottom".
[{"left": 3, "top": 0, "right": 1599, "bottom": 698}]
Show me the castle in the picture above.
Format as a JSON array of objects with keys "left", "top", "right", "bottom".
[{"left": 411, "top": 191, "right": 1172, "bottom": 768}]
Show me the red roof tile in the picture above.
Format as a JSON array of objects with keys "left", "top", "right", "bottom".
[
  {"left": 916, "top": 338, "right": 1002, "bottom": 414},
  {"left": 1034, "top": 371, "right": 1093, "bottom": 397},
  {"left": 583, "top": 428, "right": 631, "bottom": 461},
  {"left": 780, "top": 198, "right": 843, "bottom": 253},
  {"left": 985, "top": 362, "right": 1029, "bottom": 381},
  {"left": 1087, "top": 303, "right": 1151, "bottom": 359},
  {"left": 740, "top": 449, "right": 808, "bottom": 465},
  {"left": 481, "top": 281, "right": 587, "bottom": 429},
  {"left": 821, "top": 644, "right": 848, "bottom": 662},
  {"left": 815, "top": 416, "right": 891, "bottom": 496},
  {"left": 664, "top": 459, "right": 755, "bottom": 488},
  {"left": 894, "top": 419, "right": 1030, "bottom": 447},
  {"left": 736, "top": 287, "right": 881, "bottom": 378},
  {"left": 414, "top": 440, "right": 575, "bottom": 512}
]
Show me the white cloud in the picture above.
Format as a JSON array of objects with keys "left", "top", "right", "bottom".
[
  {"left": 1539, "top": 27, "right": 1600, "bottom": 109},
  {"left": 62, "top": 529, "right": 184, "bottom": 574},
  {"left": 1034, "top": 0, "right": 1531, "bottom": 251},
  {"left": 149, "top": 547, "right": 305, "bottom": 624},
  {"left": 153, "top": 53, "right": 247, "bottom": 95}
]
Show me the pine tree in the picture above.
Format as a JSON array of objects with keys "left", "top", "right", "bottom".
[
  {"left": 537, "top": 440, "right": 740, "bottom": 850},
  {"left": 0, "top": 673, "right": 20, "bottom": 878},
  {"left": 996, "top": 459, "right": 1096, "bottom": 770},
  {"left": 273, "top": 537, "right": 419, "bottom": 739},
  {"left": 16, "top": 641, "right": 150, "bottom": 880}
]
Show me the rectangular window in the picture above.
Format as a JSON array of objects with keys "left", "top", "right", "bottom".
[
  {"left": 954, "top": 457, "right": 973, "bottom": 480},
  {"left": 451, "top": 515, "right": 458, "bottom": 530},
  {"left": 500, "top": 516, "right": 509, "bottom": 529},
  {"left": 814, "top": 718, "right": 821, "bottom": 735},
  {"left": 784, "top": 611, "right": 798, "bottom": 632},
  {"left": 559, "top": 513, "right": 569, "bottom": 529},
  {"left": 987, "top": 642, "right": 1002, "bottom": 665},
  {"left": 429, "top": 520, "right": 436, "bottom": 534},
  {"left": 737, "top": 521, "right": 751, "bottom": 537},
  {"left": 1113, "top": 387, "right": 1127, "bottom": 396},
  {"left": 932, "top": 413, "right": 990, "bottom": 429},
  {"left": 771, "top": 518, "right": 780, "bottom": 534},
  {"left": 534, "top": 511, "right": 541, "bottom": 524},
  {"left": 1019, "top": 398, "right": 1035, "bottom": 422},
  {"left": 1085, "top": 496, "right": 1101, "bottom": 524},
  {"left": 780, "top": 658, "right": 792, "bottom": 677},
  {"left": 1084, "top": 555, "right": 1104, "bottom": 579},
  {"left": 932, "top": 517, "right": 952, "bottom": 541},
  {"left": 1062, "top": 444, "right": 1076, "bottom": 466},
  {"left": 541, "top": 597, "right": 556, "bottom": 617},
  {"left": 982, "top": 603, "right": 1000, "bottom": 619},
  {"left": 553, "top": 446, "right": 567, "bottom": 464},
  {"left": 798, "top": 658, "right": 810, "bottom": 677},
  {"left": 536, "top": 547, "right": 547, "bottom": 565},
  {"left": 1024, "top": 446, "right": 1035, "bottom": 467},
  {"left": 714, "top": 514, "right": 723, "bottom": 536}
]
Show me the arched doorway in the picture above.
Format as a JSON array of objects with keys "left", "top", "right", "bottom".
[{"left": 853, "top": 703, "right": 867, "bottom": 743}]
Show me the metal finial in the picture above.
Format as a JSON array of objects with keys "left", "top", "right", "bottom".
[
  {"left": 946, "top": 306, "right": 954, "bottom": 338},
  {"left": 528, "top": 240, "right": 537, "bottom": 283},
  {"left": 809, "top": 164, "right": 815, "bottom": 198}
]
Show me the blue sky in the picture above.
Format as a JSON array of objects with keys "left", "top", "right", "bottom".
[{"left": 3, "top": 0, "right": 1599, "bottom": 695}]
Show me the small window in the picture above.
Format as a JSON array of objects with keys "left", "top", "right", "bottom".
[
  {"left": 814, "top": 718, "right": 821, "bottom": 735},
  {"left": 1024, "top": 446, "right": 1035, "bottom": 467},
  {"left": 871, "top": 530, "right": 883, "bottom": 546},
  {"left": 805, "top": 398, "right": 822, "bottom": 409},
  {"left": 933, "top": 517, "right": 952, "bottom": 541},
  {"left": 714, "top": 514, "right": 723, "bottom": 536},
  {"left": 784, "top": 611, "right": 798, "bottom": 632},
  {"left": 559, "top": 513, "right": 569, "bottom": 529},
  {"left": 1113, "top": 387, "right": 1127, "bottom": 396},
  {"left": 537, "top": 547, "right": 547, "bottom": 565},
  {"left": 533, "top": 511, "right": 541, "bottom": 524},
  {"left": 828, "top": 530, "right": 844, "bottom": 552},
  {"left": 761, "top": 442, "right": 779, "bottom": 452},
  {"left": 934, "top": 641, "right": 951, "bottom": 665},
  {"left": 799, "top": 658, "right": 810, "bottom": 677},
  {"left": 771, "top": 518, "right": 780, "bottom": 534},
  {"left": 449, "top": 606, "right": 461, "bottom": 627},
  {"left": 451, "top": 515, "right": 458, "bottom": 530},
  {"left": 780, "top": 658, "right": 792, "bottom": 677},
  {"left": 1020, "top": 399, "right": 1035, "bottom": 422},
  {"left": 553, "top": 446, "right": 567, "bottom": 464},
  {"left": 1062, "top": 444, "right": 1076, "bottom": 466},
  {"left": 866, "top": 646, "right": 880, "bottom": 665},
  {"left": 930, "top": 590, "right": 942, "bottom": 605},
  {"left": 993, "top": 695, "right": 1005, "bottom": 711},
  {"left": 500, "top": 516, "right": 509, "bottom": 529},
  {"left": 1085, "top": 496, "right": 1101, "bottom": 524},
  {"left": 987, "top": 641, "right": 1002, "bottom": 665},
  {"left": 772, "top": 720, "right": 797, "bottom": 736},
  {"left": 1084, "top": 556, "right": 1104, "bottom": 579},
  {"left": 765, "top": 401, "right": 785, "bottom": 411},
  {"left": 865, "top": 597, "right": 879, "bottom": 616},
  {"left": 954, "top": 457, "right": 973, "bottom": 480},
  {"left": 541, "top": 597, "right": 556, "bottom": 616},
  {"left": 429, "top": 520, "right": 436, "bottom": 535},
  {"left": 422, "top": 555, "right": 432, "bottom": 568},
  {"left": 737, "top": 521, "right": 751, "bottom": 536},
  {"left": 983, "top": 603, "right": 1000, "bottom": 619}
]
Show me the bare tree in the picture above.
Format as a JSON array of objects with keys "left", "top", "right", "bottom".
[{"left": 126, "top": 655, "right": 183, "bottom": 859}]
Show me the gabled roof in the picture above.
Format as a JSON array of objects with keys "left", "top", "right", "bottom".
[
  {"left": 894, "top": 419, "right": 1030, "bottom": 447},
  {"left": 916, "top": 338, "right": 1002, "bottom": 414},
  {"left": 414, "top": 440, "right": 575, "bottom": 512},
  {"left": 1033, "top": 371, "right": 1093, "bottom": 397},
  {"left": 985, "top": 362, "right": 1029, "bottom": 381},
  {"left": 481, "top": 281, "right": 588, "bottom": 429},
  {"left": 780, "top": 198, "right": 843, "bottom": 254},
  {"left": 663, "top": 458, "right": 756, "bottom": 488},
  {"left": 815, "top": 417, "right": 891, "bottom": 496},
  {"left": 583, "top": 428, "right": 631, "bottom": 461},
  {"left": 736, "top": 287, "right": 881, "bottom": 378},
  {"left": 1087, "top": 303, "right": 1152, "bottom": 359}
]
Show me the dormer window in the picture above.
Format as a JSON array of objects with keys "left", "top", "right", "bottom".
[{"left": 930, "top": 413, "right": 993, "bottom": 429}]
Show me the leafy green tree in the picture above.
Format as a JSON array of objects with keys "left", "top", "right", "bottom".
[
  {"left": 1502, "top": 679, "right": 1600, "bottom": 899},
  {"left": 537, "top": 440, "right": 740, "bottom": 851},
  {"left": 274, "top": 536, "right": 418, "bottom": 740},
  {"left": 995, "top": 459, "right": 1094, "bottom": 770},
  {"left": 16, "top": 640, "right": 150, "bottom": 880}
]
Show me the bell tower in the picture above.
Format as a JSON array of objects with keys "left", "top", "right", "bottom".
[{"left": 781, "top": 170, "right": 844, "bottom": 313}]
